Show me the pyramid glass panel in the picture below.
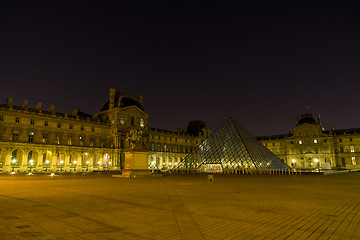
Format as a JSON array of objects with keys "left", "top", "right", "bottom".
[{"left": 176, "top": 118, "right": 290, "bottom": 171}]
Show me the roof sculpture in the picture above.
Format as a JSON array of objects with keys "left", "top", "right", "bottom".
[{"left": 176, "top": 118, "right": 290, "bottom": 171}]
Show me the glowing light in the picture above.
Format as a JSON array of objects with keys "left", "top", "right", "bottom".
[
  {"left": 98, "top": 161, "right": 100, "bottom": 164},
  {"left": 50, "top": 173, "right": 55, "bottom": 176},
  {"left": 314, "top": 139, "right": 318, "bottom": 143},
  {"left": 11, "top": 171, "right": 15, "bottom": 174},
  {"left": 60, "top": 160, "right": 64, "bottom": 164},
  {"left": 30, "top": 159, "right": 34, "bottom": 163},
  {"left": 299, "top": 140, "right": 302, "bottom": 144},
  {"left": 74, "top": 161, "right": 77, "bottom": 164},
  {"left": 86, "top": 161, "right": 89, "bottom": 164},
  {"left": 314, "top": 158, "right": 319, "bottom": 162},
  {"left": 292, "top": 159, "right": 296, "bottom": 163},
  {"left": 109, "top": 162, "right": 111, "bottom": 164},
  {"left": 85, "top": 152, "right": 88, "bottom": 156},
  {"left": 46, "top": 160, "right": 49, "bottom": 164},
  {"left": 12, "top": 159, "right": 17, "bottom": 163}
]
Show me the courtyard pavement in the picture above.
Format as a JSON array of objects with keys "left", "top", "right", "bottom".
[{"left": 1, "top": 172, "right": 360, "bottom": 239}]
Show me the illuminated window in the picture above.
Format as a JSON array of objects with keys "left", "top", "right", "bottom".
[
  {"left": 164, "top": 144, "right": 167, "bottom": 152},
  {"left": 163, "top": 157, "right": 166, "bottom": 166},
  {"left": 299, "top": 140, "right": 302, "bottom": 144},
  {"left": 314, "top": 139, "right": 317, "bottom": 143},
  {"left": 15, "top": 117, "right": 20, "bottom": 123},
  {"left": 157, "top": 144, "right": 161, "bottom": 151},
  {"left": 169, "top": 157, "right": 172, "bottom": 166},
  {"left": 350, "top": 146, "right": 355, "bottom": 153},
  {"left": 42, "top": 133, "right": 47, "bottom": 143},
  {"left": 68, "top": 137, "right": 72, "bottom": 145},
  {"left": 169, "top": 146, "right": 172, "bottom": 152},
  {"left": 79, "top": 136, "right": 84, "bottom": 146},
  {"left": 151, "top": 144, "right": 155, "bottom": 151},
  {"left": 140, "top": 119, "right": 144, "bottom": 128},
  {"left": 174, "top": 146, "right": 178, "bottom": 153},
  {"left": 90, "top": 138, "right": 94, "bottom": 146},
  {"left": 30, "top": 119, "right": 34, "bottom": 125},
  {"left": 28, "top": 132, "right": 34, "bottom": 143},
  {"left": 120, "top": 115, "right": 124, "bottom": 125},
  {"left": 44, "top": 121, "right": 48, "bottom": 126},
  {"left": 112, "top": 115, "right": 115, "bottom": 124},
  {"left": 56, "top": 136, "right": 60, "bottom": 144},
  {"left": 352, "top": 157, "right": 356, "bottom": 165}
]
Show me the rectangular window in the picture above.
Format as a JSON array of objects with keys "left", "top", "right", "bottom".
[
  {"left": 56, "top": 136, "right": 60, "bottom": 144},
  {"left": 11, "top": 132, "right": 19, "bottom": 141},
  {"left": 0, "top": 114, "right": 3, "bottom": 121},
  {"left": 157, "top": 144, "right": 161, "bottom": 151},
  {"left": 44, "top": 121, "right": 48, "bottom": 126},
  {"left": 170, "top": 137, "right": 172, "bottom": 142},
  {"left": 164, "top": 144, "right": 167, "bottom": 152},
  {"left": 299, "top": 148, "right": 303, "bottom": 154},
  {"left": 175, "top": 138, "right": 177, "bottom": 142},
  {"left": 158, "top": 136, "right": 160, "bottom": 140},
  {"left": 340, "top": 147, "right": 344, "bottom": 153},
  {"left": 30, "top": 119, "right": 34, "bottom": 125},
  {"left": 324, "top": 146, "right": 329, "bottom": 153},
  {"left": 69, "top": 124, "right": 73, "bottom": 129},
  {"left": 79, "top": 136, "right": 84, "bottom": 146},
  {"left": 174, "top": 146, "right": 178, "bottom": 153},
  {"left": 151, "top": 144, "right": 155, "bottom": 151},
  {"left": 15, "top": 117, "right": 20, "bottom": 123},
  {"left": 307, "top": 147, "right": 311, "bottom": 153},
  {"left": 91, "top": 127, "right": 94, "bottom": 132},
  {"left": 324, "top": 139, "right": 327, "bottom": 143},
  {"left": 350, "top": 138, "right": 353, "bottom": 142},
  {"left": 352, "top": 157, "right": 356, "bottom": 165},
  {"left": 90, "top": 138, "right": 94, "bottom": 146},
  {"left": 164, "top": 136, "right": 166, "bottom": 141},
  {"left": 350, "top": 146, "right": 355, "bottom": 153},
  {"left": 81, "top": 126, "right": 84, "bottom": 131},
  {"left": 315, "top": 147, "right": 319, "bottom": 154},
  {"left": 28, "top": 132, "right": 34, "bottom": 143},
  {"left": 339, "top": 139, "right": 342, "bottom": 142},
  {"left": 57, "top": 122, "right": 61, "bottom": 128},
  {"left": 151, "top": 135, "right": 154, "bottom": 139},
  {"left": 68, "top": 137, "right": 72, "bottom": 145},
  {"left": 42, "top": 133, "right": 47, "bottom": 143}
]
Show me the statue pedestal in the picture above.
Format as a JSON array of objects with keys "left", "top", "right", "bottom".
[{"left": 123, "top": 151, "right": 150, "bottom": 176}]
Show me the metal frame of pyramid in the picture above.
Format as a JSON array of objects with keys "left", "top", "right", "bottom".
[{"left": 175, "top": 118, "right": 290, "bottom": 171}]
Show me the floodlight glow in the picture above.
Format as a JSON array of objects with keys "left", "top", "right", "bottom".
[
  {"left": 314, "top": 158, "right": 319, "bottom": 162},
  {"left": 292, "top": 159, "right": 296, "bottom": 163}
]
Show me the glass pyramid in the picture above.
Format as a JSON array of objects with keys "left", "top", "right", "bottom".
[{"left": 176, "top": 118, "right": 290, "bottom": 171}]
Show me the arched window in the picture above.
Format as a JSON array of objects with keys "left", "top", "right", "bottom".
[{"left": 28, "top": 150, "right": 33, "bottom": 165}]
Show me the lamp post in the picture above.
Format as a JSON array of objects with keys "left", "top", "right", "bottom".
[
  {"left": 73, "top": 161, "right": 77, "bottom": 172},
  {"left": 60, "top": 160, "right": 64, "bottom": 172},
  {"left": 45, "top": 160, "right": 50, "bottom": 172},
  {"left": 29, "top": 159, "right": 34, "bottom": 172},
  {"left": 11, "top": 159, "right": 16, "bottom": 172}
]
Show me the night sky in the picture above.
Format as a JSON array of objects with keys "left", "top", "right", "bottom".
[{"left": 1, "top": 1, "right": 360, "bottom": 136}]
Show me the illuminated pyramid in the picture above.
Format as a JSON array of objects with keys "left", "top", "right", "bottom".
[{"left": 176, "top": 118, "right": 290, "bottom": 171}]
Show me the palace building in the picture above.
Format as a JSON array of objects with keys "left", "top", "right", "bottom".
[
  {"left": 258, "top": 113, "right": 360, "bottom": 170},
  {"left": 0, "top": 89, "right": 210, "bottom": 173},
  {"left": 1, "top": 89, "right": 359, "bottom": 173}
]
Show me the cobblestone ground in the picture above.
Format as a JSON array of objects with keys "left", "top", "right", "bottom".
[{"left": 1, "top": 172, "right": 360, "bottom": 240}]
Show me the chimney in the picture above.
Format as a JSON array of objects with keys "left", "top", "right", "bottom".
[
  {"left": 35, "top": 102, "right": 42, "bottom": 112},
  {"left": 109, "top": 88, "right": 115, "bottom": 110},
  {"left": 6, "top": 98, "right": 13, "bottom": 109},
  {"left": 48, "top": 105, "right": 55, "bottom": 114},
  {"left": 21, "top": 100, "right": 28, "bottom": 111},
  {"left": 71, "top": 108, "right": 79, "bottom": 116}
]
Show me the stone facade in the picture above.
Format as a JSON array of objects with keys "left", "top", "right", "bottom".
[
  {"left": 258, "top": 113, "right": 360, "bottom": 170},
  {"left": 0, "top": 89, "right": 210, "bottom": 173}
]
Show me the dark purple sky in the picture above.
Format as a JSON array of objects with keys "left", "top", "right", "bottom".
[{"left": 1, "top": 1, "right": 360, "bottom": 136}]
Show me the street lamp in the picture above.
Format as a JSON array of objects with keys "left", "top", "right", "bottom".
[
  {"left": 29, "top": 159, "right": 34, "bottom": 172},
  {"left": 60, "top": 160, "right": 64, "bottom": 172},
  {"left": 45, "top": 160, "right": 50, "bottom": 172},
  {"left": 11, "top": 159, "right": 17, "bottom": 172},
  {"left": 73, "top": 160, "right": 77, "bottom": 172}
]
